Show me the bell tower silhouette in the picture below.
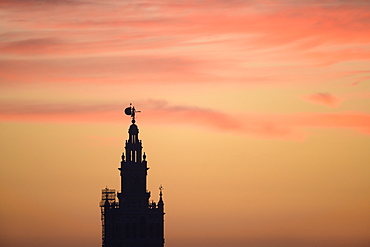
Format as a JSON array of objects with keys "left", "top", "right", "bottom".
[{"left": 100, "top": 104, "right": 165, "bottom": 247}]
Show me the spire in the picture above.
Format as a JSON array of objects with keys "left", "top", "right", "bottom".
[
  {"left": 123, "top": 103, "right": 143, "bottom": 163},
  {"left": 158, "top": 185, "right": 164, "bottom": 209}
]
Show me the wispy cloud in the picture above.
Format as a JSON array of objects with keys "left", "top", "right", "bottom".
[
  {"left": 0, "top": 55, "right": 201, "bottom": 85},
  {"left": 1, "top": 100, "right": 369, "bottom": 139},
  {"left": 350, "top": 76, "right": 370, "bottom": 86},
  {"left": 303, "top": 93, "right": 342, "bottom": 107},
  {"left": 303, "top": 92, "right": 370, "bottom": 107},
  {"left": 1, "top": 0, "right": 369, "bottom": 88},
  {"left": 0, "top": 0, "right": 369, "bottom": 139}
]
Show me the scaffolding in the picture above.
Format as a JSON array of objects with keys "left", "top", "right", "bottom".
[{"left": 100, "top": 187, "right": 117, "bottom": 247}]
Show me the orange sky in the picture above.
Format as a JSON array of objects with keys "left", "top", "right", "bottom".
[{"left": 0, "top": 1, "right": 369, "bottom": 247}]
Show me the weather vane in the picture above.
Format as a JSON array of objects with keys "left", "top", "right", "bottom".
[{"left": 124, "top": 103, "right": 141, "bottom": 123}]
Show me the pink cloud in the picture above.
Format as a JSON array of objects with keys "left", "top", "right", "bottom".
[
  {"left": 0, "top": 56, "right": 202, "bottom": 85},
  {"left": 1, "top": 0, "right": 369, "bottom": 89},
  {"left": 303, "top": 93, "right": 342, "bottom": 107},
  {"left": 350, "top": 76, "right": 370, "bottom": 86},
  {"left": 0, "top": 38, "right": 69, "bottom": 56},
  {"left": 303, "top": 92, "right": 370, "bottom": 107},
  {"left": 2, "top": 1, "right": 370, "bottom": 58},
  {"left": 1, "top": 100, "right": 369, "bottom": 140}
]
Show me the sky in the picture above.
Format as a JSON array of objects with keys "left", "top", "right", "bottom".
[{"left": 0, "top": 0, "right": 369, "bottom": 246}]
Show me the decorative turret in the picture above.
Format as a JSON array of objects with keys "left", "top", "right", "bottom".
[{"left": 125, "top": 122, "right": 142, "bottom": 163}]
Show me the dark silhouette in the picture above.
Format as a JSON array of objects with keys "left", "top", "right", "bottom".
[{"left": 100, "top": 104, "right": 165, "bottom": 247}]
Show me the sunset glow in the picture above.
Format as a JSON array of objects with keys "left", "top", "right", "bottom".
[{"left": 1, "top": 1, "right": 369, "bottom": 247}]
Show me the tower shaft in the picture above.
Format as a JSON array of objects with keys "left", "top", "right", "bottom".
[{"left": 100, "top": 116, "right": 165, "bottom": 247}]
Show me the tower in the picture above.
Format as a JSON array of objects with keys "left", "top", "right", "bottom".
[{"left": 100, "top": 104, "right": 165, "bottom": 247}]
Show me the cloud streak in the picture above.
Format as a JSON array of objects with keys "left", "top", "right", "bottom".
[
  {"left": 1, "top": 0, "right": 370, "bottom": 88},
  {"left": 0, "top": 1, "right": 369, "bottom": 136},
  {"left": 1, "top": 100, "right": 369, "bottom": 140},
  {"left": 303, "top": 93, "right": 342, "bottom": 107}
]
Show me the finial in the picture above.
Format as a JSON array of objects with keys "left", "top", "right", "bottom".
[
  {"left": 159, "top": 184, "right": 163, "bottom": 196},
  {"left": 124, "top": 103, "right": 141, "bottom": 123},
  {"left": 143, "top": 152, "right": 146, "bottom": 161},
  {"left": 158, "top": 184, "right": 164, "bottom": 207}
]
